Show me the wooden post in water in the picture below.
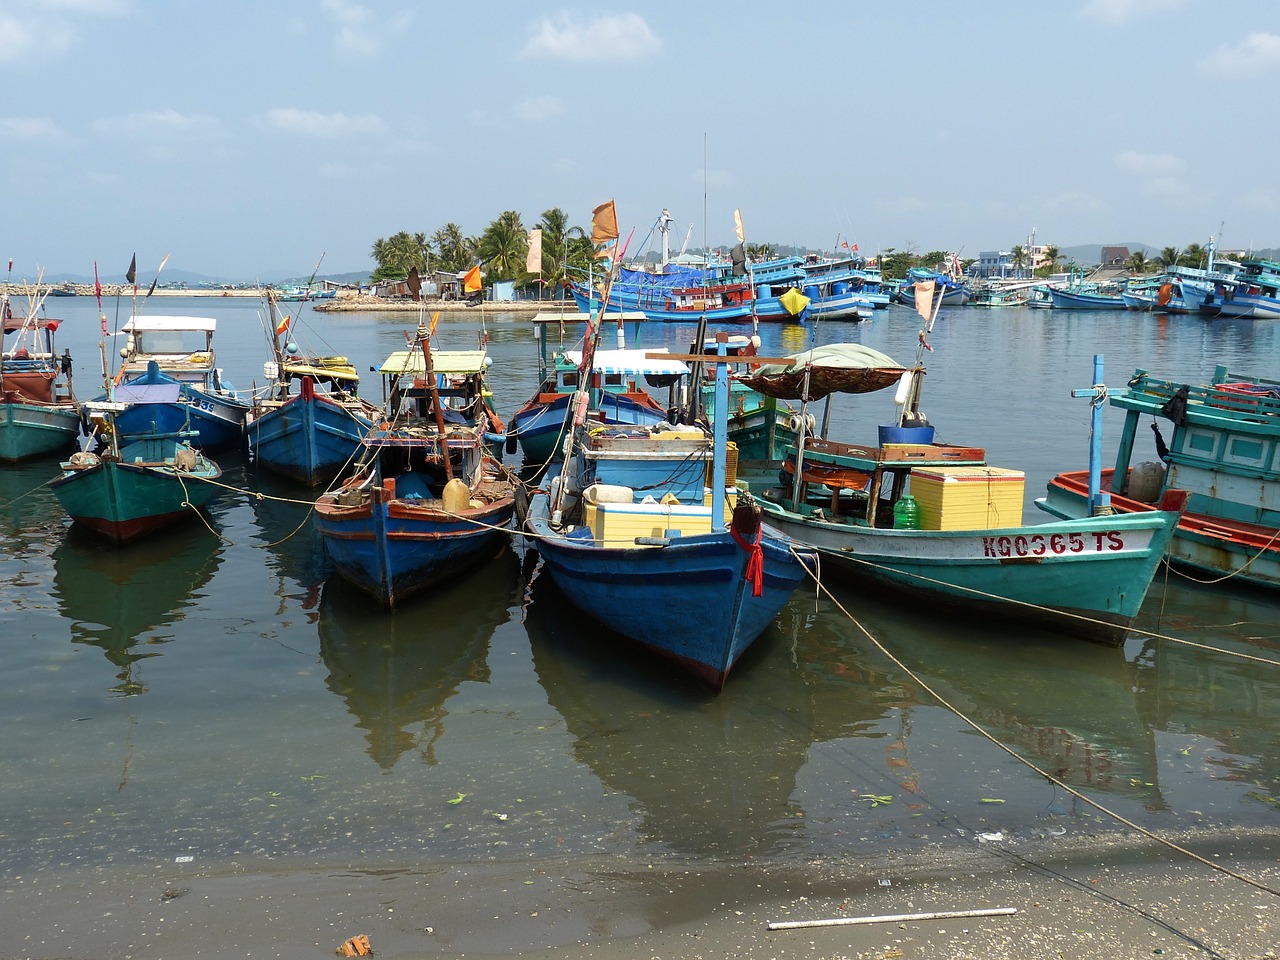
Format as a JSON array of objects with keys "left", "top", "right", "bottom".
[{"left": 1070, "top": 353, "right": 1110, "bottom": 516}]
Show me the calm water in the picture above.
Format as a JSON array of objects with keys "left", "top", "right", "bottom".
[{"left": 1, "top": 295, "right": 1277, "bottom": 882}]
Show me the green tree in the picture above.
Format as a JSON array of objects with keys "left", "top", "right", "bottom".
[
  {"left": 1127, "top": 251, "right": 1149, "bottom": 273},
  {"left": 1180, "top": 243, "right": 1207, "bottom": 268},
  {"left": 431, "top": 223, "right": 475, "bottom": 273},
  {"left": 370, "top": 230, "right": 431, "bottom": 283},
  {"left": 1158, "top": 246, "right": 1181, "bottom": 270},
  {"left": 477, "top": 210, "right": 527, "bottom": 282},
  {"left": 536, "top": 207, "right": 579, "bottom": 298},
  {"left": 879, "top": 247, "right": 916, "bottom": 280},
  {"left": 1038, "top": 245, "right": 1060, "bottom": 277},
  {"left": 1009, "top": 245, "right": 1028, "bottom": 278}
]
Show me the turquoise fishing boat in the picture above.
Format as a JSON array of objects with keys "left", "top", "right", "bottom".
[
  {"left": 50, "top": 397, "right": 223, "bottom": 544},
  {"left": 1, "top": 297, "right": 81, "bottom": 462},
  {"left": 745, "top": 347, "right": 1183, "bottom": 644},
  {"left": 1040, "top": 366, "right": 1280, "bottom": 591},
  {"left": 314, "top": 325, "right": 517, "bottom": 607}
]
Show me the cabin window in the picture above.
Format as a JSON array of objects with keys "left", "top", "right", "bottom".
[
  {"left": 1185, "top": 429, "right": 1218, "bottom": 456},
  {"left": 1226, "top": 436, "right": 1264, "bottom": 465},
  {"left": 603, "top": 373, "right": 623, "bottom": 387},
  {"left": 561, "top": 372, "right": 579, "bottom": 388}
]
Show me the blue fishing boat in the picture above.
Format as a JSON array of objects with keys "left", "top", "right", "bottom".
[
  {"left": 509, "top": 312, "right": 689, "bottom": 472},
  {"left": 104, "top": 315, "right": 250, "bottom": 448},
  {"left": 1, "top": 295, "right": 81, "bottom": 462},
  {"left": 523, "top": 334, "right": 816, "bottom": 690},
  {"left": 1195, "top": 257, "right": 1280, "bottom": 320},
  {"left": 745, "top": 346, "right": 1183, "bottom": 644},
  {"left": 314, "top": 326, "right": 517, "bottom": 607},
  {"left": 796, "top": 257, "right": 876, "bottom": 321},
  {"left": 246, "top": 293, "right": 381, "bottom": 485},
  {"left": 1040, "top": 366, "right": 1280, "bottom": 591},
  {"left": 50, "top": 397, "right": 223, "bottom": 544},
  {"left": 893, "top": 267, "right": 972, "bottom": 307}
]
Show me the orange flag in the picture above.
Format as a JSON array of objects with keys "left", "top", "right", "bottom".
[
  {"left": 590, "top": 200, "right": 618, "bottom": 243},
  {"left": 463, "top": 266, "right": 482, "bottom": 293},
  {"left": 913, "top": 279, "right": 937, "bottom": 323}
]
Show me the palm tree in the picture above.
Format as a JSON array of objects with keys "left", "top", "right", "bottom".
[
  {"left": 370, "top": 230, "right": 431, "bottom": 282},
  {"left": 477, "top": 210, "right": 527, "bottom": 281},
  {"left": 1127, "top": 251, "right": 1149, "bottom": 274},
  {"left": 1181, "top": 243, "right": 1207, "bottom": 269},
  {"left": 1040, "top": 245, "right": 1060, "bottom": 276},
  {"left": 1009, "top": 245, "right": 1028, "bottom": 278},
  {"left": 431, "top": 223, "right": 475, "bottom": 273},
  {"left": 537, "top": 207, "right": 572, "bottom": 297},
  {"left": 1158, "top": 246, "right": 1181, "bottom": 270}
]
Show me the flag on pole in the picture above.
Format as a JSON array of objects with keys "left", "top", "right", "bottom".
[
  {"left": 526, "top": 227, "right": 543, "bottom": 274},
  {"left": 276, "top": 312, "right": 292, "bottom": 336},
  {"left": 913, "top": 280, "right": 937, "bottom": 323},
  {"left": 733, "top": 208, "right": 745, "bottom": 243},
  {"left": 93, "top": 262, "right": 102, "bottom": 306},
  {"left": 852, "top": 243, "right": 859, "bottom": 252},
  {"left": 126, "top": 254, "right": 137, "bottom": 285},
  {"left": 730, "top": 242, "right": 747, "bottom": 277},
  {"left": 463, "top": 266, "right": 482, "bottom": 293},
  {"left": 407, "top": 266, "right": 422, "bottom": 302},
  {"left": 145, "top": 253, "right": 170, "bottom": 298},
  {"left": 590, "top": 200, "right": 618, "bottom": 244}
]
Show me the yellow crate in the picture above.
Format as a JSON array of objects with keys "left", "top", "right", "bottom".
[
  {"left": 909, "top": 466, "right": 1025, "bottom": 530},
  {"left": 591, "top": 501, "right": 715, "bottom": 547}
]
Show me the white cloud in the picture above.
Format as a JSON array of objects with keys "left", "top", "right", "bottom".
[
  {"left": 93, "top": 109, "right": 220, "bottom": 138},
  {"left": 515, "top": 95, "right": 566, "bottom": 122},
  {"left": 0, "top": 2, "right": 127, "bottom": 65},
  {"left": 0, "top": 12, "right": 67, "bottom": 64},
  {"left": 1114, "top": 151, "right": 1185, "bottom": 177},
  {"left": 321, "top": 0, "right": 412, "bottom": 57},
  {"left": 1199, "top": 32, "right": 1280, "bottom": 78},
  {"left": 522, "top": 13, "right": 660, "bottom": 62},
  {"left": 260, "top": 107, "right": 385, "bottom": 138},
  {"left": 1081, "top": 0, "right": 1185, "bottom": 24},
  {"left": 0, "top": 116, "right": 65, "bottom": 139}
]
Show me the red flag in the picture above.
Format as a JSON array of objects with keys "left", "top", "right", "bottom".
[
  {"left": 841, "top": 241, "right": 849, "bottom": 249},
  {"left": 93, "top": 261, "right": 102, "bottom": 305},
  {"left": 852, "top": 243, "right": 859, "bottom": 252}
]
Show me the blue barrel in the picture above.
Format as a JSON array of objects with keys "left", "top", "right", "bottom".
[
  {"left": 756, "top": 284, "right": 771, "bottom": 298},
  {"left": 833, "top": 281, "right": 849, "bottom": 295},
  {"left": 803, "top": 285, "right": 819, "bottom": 300}
]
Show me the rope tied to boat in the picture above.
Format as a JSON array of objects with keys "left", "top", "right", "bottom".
[
  {"left": 730, "top": 495, "right": 764, "bottom": 597},
  {"left": 1090, "top": 381, "right": 1109, "bottom": 409}
]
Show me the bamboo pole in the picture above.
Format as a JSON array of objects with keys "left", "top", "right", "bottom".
[{"left": 768, "top": 906, "right": 1016, "bottom": 931}]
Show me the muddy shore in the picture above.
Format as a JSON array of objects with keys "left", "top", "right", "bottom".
[{"left": 6, "top": 830, "right": 1278, "bottom": 959}]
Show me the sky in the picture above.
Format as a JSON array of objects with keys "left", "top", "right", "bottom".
[{"left": 2, "top": 0, "right": 1279, "bottom": 281}]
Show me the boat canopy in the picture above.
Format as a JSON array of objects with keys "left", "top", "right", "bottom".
[
  {"left": 736, "top": 343, "right": 913, "bottom": 401},
  {"left": 113, "top": 381, "right": 184, "bottom": 404},
  {"left": 378, "top": 349, "right": 490, "bottom": 376},
  {"left": 123, "top": 316, "right": 218, "bottom": 332},
  {"left": 563, "top": 348, "right": 690, "bottom": 378},
  {"left": 281, "top": 357, "right": 359, "bottom": 382}
]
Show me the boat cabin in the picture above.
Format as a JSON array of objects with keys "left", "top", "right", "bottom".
[{"left": 119, "top": 316, "right": 218, "bottom": 383}]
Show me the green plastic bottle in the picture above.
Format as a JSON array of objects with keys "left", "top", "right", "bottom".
[{"left": 893, "top": 494, "right": 921, "bottom": 530}]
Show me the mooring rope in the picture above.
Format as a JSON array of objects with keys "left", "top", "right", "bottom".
[{"left": 790, "top": 544, "right": 1280, "bottom": 899}]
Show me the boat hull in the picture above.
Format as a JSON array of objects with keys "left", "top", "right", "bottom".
[
  {"left": 1040, "top": 468, "right": 1280, "bottom": 591},
  {"left": 525, "top": 488, "right": 814, "bottom": 689},
  {"left": 759, "top": 499, "right": 1179, "bottom": 644},
  {"left": 50, "top": 452, "right": 223, "bottom": 544},
  {"left": 1047, "top": 288, "right": 1126, "bottom": 310},
  {"left": 0, "top": 402, "right": 81, "bottom": 462},
  {"left": 315, "top": 492, "right": 515, "bottom": 607},
  {"left": 247, "top": 393, "right": 376, "bottom": 486}
]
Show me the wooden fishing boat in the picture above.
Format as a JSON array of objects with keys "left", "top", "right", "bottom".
[
  {"left": 524, "top": 334, "right": 816, "bottom": 690},
  {"left": 50, "top": 397, "right": 223, "bottom": 544},
  {"left": 104, "top": 314, "right": 250, "bottom": 448},
  {"left": 246, "top": 292, "right": 381, "bottom": 485},
  {"left": 1039, "top": 366, "right": 1280, "bottom": 591},
  {"left": 509, "top": 313, "right": 688, "bottom": 472},
  {"left": 745, "top": 345, "right": 1183, "bottom": 644},
  {"left": 314, "top": 325, "right": 516, "bottom": 607},
  {"left": 1, "top": 294, "right": 81, "bottom": 462}
]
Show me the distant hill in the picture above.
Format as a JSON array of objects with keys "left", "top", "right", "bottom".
[
  {"left": 1056, "top": 243, "right": 1160, "bottom": 267},
  {"left": 35, "top": 268, "right": 370, "bottom": 287}
]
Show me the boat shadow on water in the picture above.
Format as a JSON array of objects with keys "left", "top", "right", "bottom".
[
  {"left": 52, "top": 522, "right": 224, "bottom": 696},
  {"left": 317, "top": 545, "right": 523, "bottom": 771}
]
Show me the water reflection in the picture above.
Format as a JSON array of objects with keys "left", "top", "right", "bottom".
[
  {"left": 247, "top": 471, "right": 333, "bottom": 613},
  {"left": 318, "top": 547, "right": 521, "bottom": 770},
  {"left": 527, "top": 570, "right": 845, "bottom": 859},
  {"left": 52, "top": 525, "right": 223, "bottom": 696}
]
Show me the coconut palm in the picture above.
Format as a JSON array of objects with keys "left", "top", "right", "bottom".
[
  {"left": 1181, "top": 243, "right": 1207, "bottom": 269},
  {"left": 371, "top": 231, "right": 431, "bottom": 282},
  {"left": 1009, "top": 245, "right": 1028, "bottom": 278},
  {"left": 1127, "top": 251, "right": 1149, "bottom": 274},
  {"left": 1040, "top": 245, "right": 1060, "bottom": 276},
  {"left": 1159, "top": 246, "right": 1181, "bottom": 270},
  {"left": 431, "top": 223, "right": 475, "bottom": 273},
  {"left": 477, "top": 211, "right": 527, "bottom": 281}
]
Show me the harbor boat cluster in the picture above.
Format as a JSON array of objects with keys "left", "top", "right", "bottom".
[{"left": 3, "top": 253, "right": 1277, "bottom": 693}]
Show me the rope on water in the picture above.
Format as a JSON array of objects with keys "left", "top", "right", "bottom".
[{"left": 789, "top": 544, "right": 1280, "bottom": 899}]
